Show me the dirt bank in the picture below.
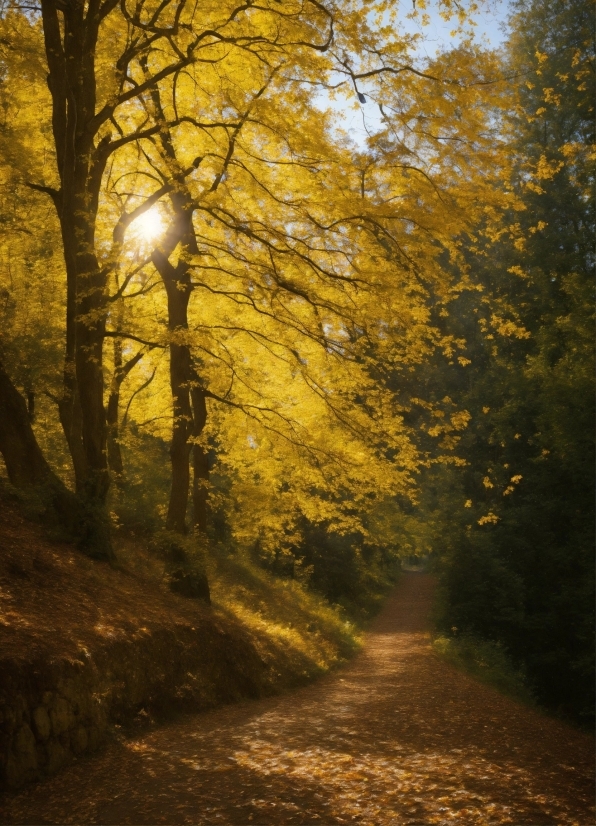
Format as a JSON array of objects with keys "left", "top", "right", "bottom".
[{"left": 0, "top": 502, "right": 354, "bottom": 791}]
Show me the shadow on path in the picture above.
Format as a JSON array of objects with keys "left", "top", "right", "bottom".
[{"left": 1, "top": 574, "right": 594, "bottom": 825}]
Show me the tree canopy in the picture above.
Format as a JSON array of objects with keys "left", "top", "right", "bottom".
[{"left": 0, "top": 0, "right": 592, "bottom": 722}]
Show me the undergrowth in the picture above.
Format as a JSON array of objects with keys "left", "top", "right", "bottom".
[
  {"left": 114, "top": 532, "right": 366, "bottom": 682},
  {"left": 208, "top": 547, "right": 363, "bottom": 674},
  {"left": 2, "top": 436, "right": 393, "bottom": 687},
  {"left": 432, "top": 633, "right": 535, "bottom": 705}
]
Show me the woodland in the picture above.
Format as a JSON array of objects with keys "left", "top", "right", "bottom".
[{"left": 0, "top": 0, "right": 593, "bottom": 731}]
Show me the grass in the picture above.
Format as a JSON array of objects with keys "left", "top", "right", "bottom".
[
  {"left": 114, "top": 531, "right": 366, "bottom": 685},
  {"left": 208, "top": 547, "right": 363, "bottom": 674},
  {"left": 0, "top": 469, "right": 383, "bottom": 701}
]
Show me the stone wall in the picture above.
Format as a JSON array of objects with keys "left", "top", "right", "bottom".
[{"left": 0, "top": 620, "right": 268, "bottom": 790}]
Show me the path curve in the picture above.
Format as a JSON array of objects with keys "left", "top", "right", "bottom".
[{"left": 1, "top": 573, "right": 594, "bottom": 825}]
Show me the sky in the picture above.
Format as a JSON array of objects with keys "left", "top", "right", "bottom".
[
  {"left": 401, "top": 0, "right": 511, "bottom": 54},
  {"left": 334, "top": 0, "right": 512, "bottom": 146}
]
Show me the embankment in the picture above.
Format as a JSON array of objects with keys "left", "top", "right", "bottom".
[{"left": 0, "top": 501, "right": 358, "bottom": 789}]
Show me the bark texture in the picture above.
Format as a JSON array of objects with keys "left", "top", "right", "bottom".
[{"left": 39, "top": 0, "right": 120, "bottom": 558}]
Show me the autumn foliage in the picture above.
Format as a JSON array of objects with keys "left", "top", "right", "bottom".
[{"left": 0, "top": 0, "right": 593, "bottom": 721}]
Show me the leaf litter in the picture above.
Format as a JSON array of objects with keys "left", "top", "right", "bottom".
[{"left": 1, "top": 574, "right": 593, "bottom": 825}]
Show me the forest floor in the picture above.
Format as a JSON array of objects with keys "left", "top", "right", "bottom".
[{"left": 1, "top": 573, "right": 593, "bottom": 826}]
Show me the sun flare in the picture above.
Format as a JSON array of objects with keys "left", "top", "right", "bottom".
[{"left": 131, "top": 208, "right": 165, "bottom": 243}]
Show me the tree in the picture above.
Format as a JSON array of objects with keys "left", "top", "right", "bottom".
[
  {"left": 0, "top": 0, "right": 511, "bottom": 567},
  {"left": 417, "top": 0, "right": 595, "bottom": 722},
  {"left": 0, "top": 358, "right": 77, "bottom": 525}
]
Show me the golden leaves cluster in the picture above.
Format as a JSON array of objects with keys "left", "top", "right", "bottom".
[{"left": 1, "top": 0, "right": 516, "bottom": 542}]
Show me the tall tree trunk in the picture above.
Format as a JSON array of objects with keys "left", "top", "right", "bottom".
[
  {"left": 40, "top": 0, "right": 115, "bottom": 560},
  {"left": 152, "top": 236, "right": 212, "bottom": 603},
  {"left": 167, "top": 342, "right": 193, "bottom": 533},
  {"left": 152, "top": 231, "right": 211, "bottom": 536},
  {"left": 145, "top": 72, "right": 204, "bottom": 536},
  {"left": 152, "top": 250, "right": 194, "bottom": 533},
  {"left": 56, "top": 232, "right": 87, "bottom": 491},
  {"left": 57, "top": 216, "right": 113, "bottom": 559},
  {"left": 57, "top": 380, "right": 87, "bottom": 491},
  {"left": 72, "top": 250, "right": 110, "bottom": 506}
]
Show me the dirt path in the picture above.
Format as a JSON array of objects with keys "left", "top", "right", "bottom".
[{"left": 1, "top": 573, "right": 594, "bottom": 825}]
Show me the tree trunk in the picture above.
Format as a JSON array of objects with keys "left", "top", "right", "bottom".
[
  {"left": 40, "top": 0, "right": 115, "bottom": 560},
  {"left": 151, "top": 244, "right": 211, "bottom": 602},
  {"left": 0, "top": 360, "right": 78, "bottom": 527},
  {"left": 56, "top": 225, "right": 87, "bottom": 491},
  {"left": 166, "top": 339, "right": 193, "bottom": 533},
  {"left": 57, "top": 220, "right": 113, "bottom": 559},
  {"left": 151, "top": 247, "right": 212, "bottom": 536},
  {"left": 57, "top": 382, "right": 87, "bottom": 491},
  {"left": 152, "top": 235, "right": 212, "bottom": 610},
  {"left": 0, "top": 362, "right": 55, "bottom": 488},
  {"left": 152, "top": 204, "right": 211, "bottom": 537},
  {"left": 145, "top": 76, "right": 204, "bottom": 536},
  {"left": 155, "top": 247, "right": 195, "bottom": 534},
  {"left": 73, "top": 251, "right": 111, "bottom": 505}
]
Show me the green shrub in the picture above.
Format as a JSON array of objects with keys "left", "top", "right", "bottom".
[{"left": 432, "top": 632, "right": 535, "bottom": 704}]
